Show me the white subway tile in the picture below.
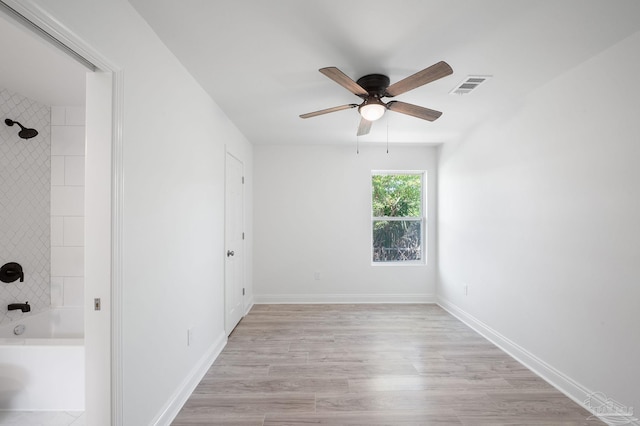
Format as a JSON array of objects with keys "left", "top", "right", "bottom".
[
  {"left": 51, "top": 186, "right": 84, "bottom": 216},
  {"left": 65, "top": 107, "right": 85, "bottom": 126},
  {"left": 51, "top": 126, "right": 85, "bottom": 155},
  {"left": 51, "top": 107, "right": 66, "bottom": 126},
  {"left": 51, "top": 156, "right": 65, "bottom": 186},
  {"left": 50, "top": 276, "right": 64, "bottom": 306},
  {"left": 51, "top": 216, "right": 64, "bottom": 246},
  {"left": 64, "top": 156, "right": 85, "bottom": 186},
  {"left": 63, "top": 277, "right": 84, "bottom": 306},
  {"left": 63, "top": 217, "right": 84, "bottom": 246},
  {"left": 51, "top": 246, "right": 84, "bottom": 277}
]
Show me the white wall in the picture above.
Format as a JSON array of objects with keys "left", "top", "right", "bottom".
[
  {"left": 438, "top": 31, "right": 640, "bottom": 414},
  {"left": 50, "top": 106, "right": 85, "bottom": 307},
  {"left": 254, "top": 144, "right": 437, "bottom": 303},
  {"left": 28, "top": 1, "right": 253, "bottom": 424}
]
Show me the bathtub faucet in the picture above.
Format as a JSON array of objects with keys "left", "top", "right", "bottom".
[{"left": 8, "top": 302, "right": 30, "bottom": 313}]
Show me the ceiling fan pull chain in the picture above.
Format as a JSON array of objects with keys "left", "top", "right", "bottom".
[{"left": 386, "top": 117, "right": 389, "bottom": 154}]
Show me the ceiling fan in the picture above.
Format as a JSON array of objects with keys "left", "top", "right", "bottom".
[{"left": 300, "top": 61, "right": 453, "bottom": 136}]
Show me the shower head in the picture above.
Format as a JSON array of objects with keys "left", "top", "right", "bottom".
[{"left": 4, "top": 119, "right": 39, "bottom": 139}]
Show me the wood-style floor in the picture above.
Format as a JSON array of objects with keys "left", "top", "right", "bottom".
[{"left": 172, "top": 304, "right": 603, "bottom": 425}]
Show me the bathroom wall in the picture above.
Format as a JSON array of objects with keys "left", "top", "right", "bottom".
[
  {"left": 0, "top": 87, "right": 51, "bottom": 325},
  {"left": 50, "top": 106, "right": 85, "bottom": 307}
]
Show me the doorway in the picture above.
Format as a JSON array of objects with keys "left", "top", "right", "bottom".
[
  {"left": 0, "top": 3, "right": 122, "bottom": 425},
  {"left": 225, "top": 151, "right": 245, "bottom": 334}
]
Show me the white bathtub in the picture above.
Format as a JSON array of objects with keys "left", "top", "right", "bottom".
[{"left": 0, "top": 308, "right": 85, "bottom": 410}]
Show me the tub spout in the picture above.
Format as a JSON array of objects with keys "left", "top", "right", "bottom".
[{"left": 8, "top": 302, "right": 30, "bottom": 312}]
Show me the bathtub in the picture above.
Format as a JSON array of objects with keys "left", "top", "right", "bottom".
[{"left": 0, "top": 307, "right": 84, "bottom": 410}]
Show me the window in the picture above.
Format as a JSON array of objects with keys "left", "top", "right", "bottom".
[{"left": 371, "top": 172, "right": 425, "bottom": 264}]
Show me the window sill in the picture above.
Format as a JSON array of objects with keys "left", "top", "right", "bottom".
[{"left": 371, "top": 261, "right": 427, "bottom": 267}]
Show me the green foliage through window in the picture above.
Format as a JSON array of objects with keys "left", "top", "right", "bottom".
[
  {"left": 371, "top": 173, "right": 424, "bottom": 263},
  {"left": 372, "top": 174, "right": 422, "bottom": 217}
]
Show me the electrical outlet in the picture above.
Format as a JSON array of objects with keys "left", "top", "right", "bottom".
[{"left": 314, "top": 272, "right": 321, "bottom": 280}]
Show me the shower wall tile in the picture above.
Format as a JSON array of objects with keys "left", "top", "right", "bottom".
[
  {"left": 0, "top": 87, "right": 51, "bottom": 325},
  {"left": 50, "top": 106, "right": 85, "bottom": 308},
  {"left": 51, "top": 155, "right": 65, "bottom": 185},
  {"left": 65, "top": 107, "right": 86, "bottom": 126},
  {"left": 51, "top": 106, "right": 66, "bottom": 126},
  {"left": 51, "top": 216, "right": 64, "bottom": 246},
  {"left": 63, "top": 217, "right": 84, "bottom": 246},
  {"left": 50, "top": 276, "right": 64, "bottom": 307},
  {"left": 51, "top": 246, "right": 84, "bottom": 277},
  {"left": 63, "top": 277, "right": 84, "bottom": 306},
  {"left": 51, "top": 126, "right": 85, "bottom": 155},
  {"left": 51, "top": 186, "right": 84, "bottom": 216},
  {"left": 64, "top": 156, "right": 85, "bottom": 186},
  {"left": 50, "top": 276, "right": 84, "bottom": 307}
]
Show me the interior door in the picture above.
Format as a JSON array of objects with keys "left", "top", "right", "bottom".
[{"left": 225, "top": 152, "right": 244, "bottom": 335}]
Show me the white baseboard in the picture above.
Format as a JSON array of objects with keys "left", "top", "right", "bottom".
[
  {"left": 244, "top": 297, "right": 255, "bottom": 315},
  {"left": 152, "top": 332, "right": 227, "bottom": 426},
  {"left": 437, "top": 297, "right": 639, "bottom": 426},
  {"left": 254, "top": 293, "right": 436, "bottom": 304}
]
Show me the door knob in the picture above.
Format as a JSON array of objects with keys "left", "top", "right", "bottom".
[{"left": 227, "top": 250, "right": 235, "bottom": 257}]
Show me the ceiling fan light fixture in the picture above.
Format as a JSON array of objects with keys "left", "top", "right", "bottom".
[{"left": 359, "top": 98, "right": 386, "bottom": 121}]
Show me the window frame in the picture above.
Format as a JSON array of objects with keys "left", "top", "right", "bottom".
[{"left": 371, "top": 170, "right": 427, "bottom": 266}]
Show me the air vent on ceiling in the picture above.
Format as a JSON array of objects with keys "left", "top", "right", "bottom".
[{"left": 450, "top": 75, "right": 492, "bottom": 95}]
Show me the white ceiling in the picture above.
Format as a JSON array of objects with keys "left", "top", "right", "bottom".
[
  {"left": 4, "top": 2, "right": 640, "bottom": 143},
  {"left": 0, "top": 11, "right": 86, "bottom": 107},
  {"left": 129, "top": 0, "right": 640, "bottom": 146}
]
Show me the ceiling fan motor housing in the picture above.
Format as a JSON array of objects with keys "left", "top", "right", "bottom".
[{"left": 356, "top": 74, "right": 391, "bottom": 97}]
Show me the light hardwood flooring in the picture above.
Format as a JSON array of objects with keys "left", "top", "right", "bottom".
[{"left": 172, "top": 304, "right": 604, "bottom": 425}]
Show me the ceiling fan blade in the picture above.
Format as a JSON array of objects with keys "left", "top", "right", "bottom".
[
  {"left": 357, "top": 117, "right": 372, "bottom": 136},
  {"left": 319, "top": 67, "right": 369, "bottom": 98},
  {"left": 387, "top": 101, "right": 442, "bottom": 121},
  {"left": 299, "top": 104, "right": 358, "bottom": 119},
  {"left": 385, "top": 61, "right": 453, "bottom": 97}
]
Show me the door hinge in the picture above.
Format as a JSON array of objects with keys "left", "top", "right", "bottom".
[
  {"left": 242, "top": 176, "right": 245, "bottom": 184},
  {"left": 242, "top": 232, "right": 245, "bottom": 240},
  {"left": 242, "top": 288, "right": 245, "bottom": 296}
]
